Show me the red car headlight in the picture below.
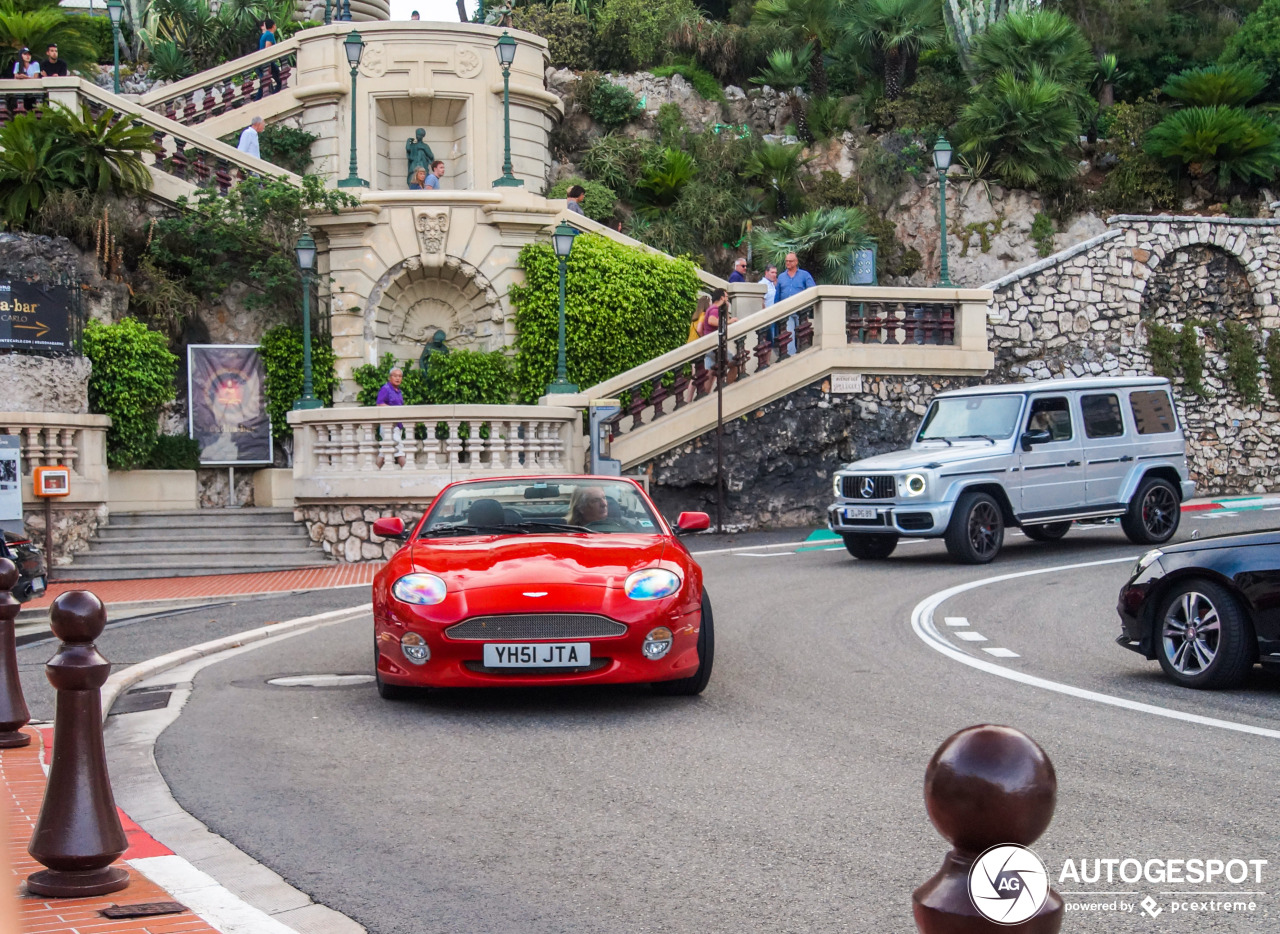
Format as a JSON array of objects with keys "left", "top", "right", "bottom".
[
  {"left": 392, "top": 573, "right": 447, "bottom": 605},
  {"left": 625, "top": 568, "right": 681, "bottom": 600}
]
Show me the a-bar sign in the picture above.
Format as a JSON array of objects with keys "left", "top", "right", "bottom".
[{"left": 0, "top": 279, "right": 73, "bottom": 353}]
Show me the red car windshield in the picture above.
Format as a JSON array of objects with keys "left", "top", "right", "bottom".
[{"left": 420, "top": 479, "right": 661, "bottom": 537}]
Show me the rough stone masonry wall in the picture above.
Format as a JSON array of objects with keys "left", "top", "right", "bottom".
[
  {"left": 642, "top": 215, "right": 1280, "bottom": 529},
  {"left": 296, "top": 504, "right": 428, "bottom": 563}
]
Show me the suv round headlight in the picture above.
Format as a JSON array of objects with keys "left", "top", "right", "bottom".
[
  {"left": 903, "top": 473, "right": 927, "bottom": 497},
  {"left": 625, "top": 568, "right": 681, "bottom": 600},
  {"left": 392, "top": 573, "right": 447, "bottom": 605},
  {"left": 833, "top": 474, "right": 843, "bottom": 497}
]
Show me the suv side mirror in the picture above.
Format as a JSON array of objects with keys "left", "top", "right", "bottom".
[
  {"left": 372, "top": 517, "right": 409, "bottom": 540},
  {"left": 1020, "top": 429, "right": 1053, "bottom": 451},
  {"left": 674, "top": 512, "right": 710, "bottom": 534}
]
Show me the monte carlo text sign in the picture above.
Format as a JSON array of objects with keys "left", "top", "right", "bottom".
[{"left": 0, "top": 280, "right": 73, "bottom": 353}]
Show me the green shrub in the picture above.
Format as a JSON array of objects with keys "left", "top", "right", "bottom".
[
  {"left": 146, "top": 40, "right": 194, "bottom": 82},
  {"left": 864, "top": 213, "right": 920, "bottom": 278},
  {"left": 580, "top": 132, "right": 660, "bottom": 197},
  {"left": 510, "top": 234, "right": 699, "bottom": 402},
  {"left": 143, "top": 434, "right": 200, "bottom": 470},
  {"left": 634, "top": 147, "right": 697, "bottom": 210},
  {"left": 1163, "top": 63, "right": 1268, "bottom": 108},
  {"left": 424, "top": 349, "right": 516, "bottom": 404},
  {"left": 259, "top": 324, "right": 339, "bottom": 445},
  {"left": 547, "top": 176, "right": 617, "bottom": 221},
  {"left": 592, "top": 0, "right": 699, "bottom": 71},
  {"left": 1266, "top": 330, "right": 1280, "bottom": 402},
  {"left": 1222, "top": 320, "right": 1262, "bottom": 405},
  {"left": 258, "top": 125, "right": 319, "bottom": 175},
  {"left": 1145, "top": 106, "right": 1280, "bottom": 188},
  {"left": 352, "top": 353, "right": 429, "bottom": 407},
  {"left": 656, "top": 102, "right": 686, "bottom": 145},
  {"left": 1220, "top": 0, "right": 1280, "bottom": 88},
  {"left": 585, "top": 76, "right": 645, "bottom": 128},
  {"left": 807, "top": 95, "right": 860, "bottom": 140},
  {"left": 512, "top": 3, "right": 594, "bottom": 70},
  {"left": 958, "top": 70, "right": 1081, "bottom": 188},
  {"left": 650, "top": 62, "right": 726, "bottom": 102},
  {"left": 1031, "top": 212, "right": 1055, "bottom": 258},
  {"left": 874, "top": 69, "right": 966, "bottom": 134},
  {"left": 75, "top": 13, "right": 115, "bottom": 65},
  {"left": 1096, "top": 96, "right": 1179, "bottom": 214},
  {"left": 83, "top": 318, "right": 179, "bottom": 470}
]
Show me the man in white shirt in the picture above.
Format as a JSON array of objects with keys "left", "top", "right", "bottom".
[
  {"left": 760, "top": 264, "right": 778, "bottom": 307},
  {"left": 237, "top": 117, "right": 265, "bottom": 159}
]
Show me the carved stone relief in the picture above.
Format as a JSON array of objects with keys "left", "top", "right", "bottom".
[
  {"left": 358, "top": 44, "right": 386, "bottom": 79},
  {"left": 455, "top": 47, "right": 482, "bottom": 79},
  {"left": 416, "top": 211, "right": 450, "bottom": 254}
]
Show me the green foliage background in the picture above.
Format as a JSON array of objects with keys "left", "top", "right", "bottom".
[
  {"left": 83, "top": 318, "right": 179, "bottom": 469},
  {"left": 510, "top": 234, "right": 699, "bottom": 402},
  {"left": 259, "top": 325, "right": 339, "bottom": 445}
]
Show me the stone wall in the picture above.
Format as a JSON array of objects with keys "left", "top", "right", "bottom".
[
  {"left": 22, "top": 503, "right": 109, "bottom": 567},
  {"left": 296, "top": 504, "right": 426, "bottom": 562},
  {"left": 0, "top": 356, "right": 91, "bottom": 414}
]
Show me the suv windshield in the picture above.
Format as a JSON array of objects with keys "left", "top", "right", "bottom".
[
  {"left": 420, "top": 479, "right": 661, "bottom": 537},
  {"left": 917, "top": 394, "right": 1024, "bottom": 442}
]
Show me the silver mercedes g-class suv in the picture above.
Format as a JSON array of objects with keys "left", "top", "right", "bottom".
[{"left": 828, "top": 376, "right": 1194, "bottom": 564}]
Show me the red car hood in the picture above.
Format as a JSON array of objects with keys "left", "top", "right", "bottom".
[{"left": 408, "top": 535, "right": 672, "bottom": 590}]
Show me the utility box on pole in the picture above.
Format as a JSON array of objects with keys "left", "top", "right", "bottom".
[{"left": 588, "top": 399, "right": 621, "bottom": 477}]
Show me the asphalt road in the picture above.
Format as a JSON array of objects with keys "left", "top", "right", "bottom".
[{"left": 150, "top": 511, "right": 1280, "bottom": 934}]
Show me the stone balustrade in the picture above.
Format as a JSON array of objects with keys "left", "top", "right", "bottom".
[
  {"left": 0, "top": 413, "right": 110, "bottom": 506},
  {"left": 287, "top": 404, "right": 586, "bottom": 504},
  {"left": 137, "top": 39, "right": 300, "bottom": 127}
]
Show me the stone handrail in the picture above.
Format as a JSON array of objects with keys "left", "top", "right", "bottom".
[
  {"left": 287, "top": 404, "right": 586, "bottom": 503},
  {"left": 0, "top": 413, "right": 110, "bottom": 506},
  {"left": 137, "top": 37, "right": 301, "bottom": 127}
]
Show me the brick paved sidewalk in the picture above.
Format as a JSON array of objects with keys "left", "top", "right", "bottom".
[
  {"left": 27, "top": 563, "right": 383, "bottom": 612},
  {"left": 4, "top": 729, "right": 218, "bottom": 934}
]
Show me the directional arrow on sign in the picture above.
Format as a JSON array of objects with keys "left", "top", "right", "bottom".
[{"left": 12, "top": 322, "right": 48, "bottom": 337}]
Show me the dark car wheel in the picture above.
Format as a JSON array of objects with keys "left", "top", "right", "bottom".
[
  {"left": 653, "top": 591, "right": 714, "bottom": 696},
  {"left": 1022, "top": 521, "right": 1071, "bottom": 542},
  {"left": 1122, "top": 476, "right": 1180, "bottom": 545},
  {"left": 375, "top": 636, "right": 425, "bottom": 701},
  {"left": 945, "top": 491, "right": 1004, "bottom": 564},
  {"left": 1155, "top": 579, "right": 1254, "bottom": 689},
  {"left": 842, "top": 533, "right": 899, "bottom": 560}
]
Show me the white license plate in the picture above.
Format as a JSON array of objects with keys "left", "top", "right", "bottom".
[
  {"left": 844, "top": 507, "right": 878, "bottom": 520},
  {"left": 483, "top": 642, "right": 591, "bottom": 668},
  {"left": 30, "top": 576, "right": 45, "bottom": 592}
]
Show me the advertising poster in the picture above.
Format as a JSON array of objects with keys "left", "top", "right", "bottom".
[
  {"left": 0, "top": 279, "right": 73, "bottom": 353},
  {"left": 0, "top": 435, "right": 21, "bottom": 535},
  {"left": 187, "top": 345, "right": 273, "bottom": 466}
]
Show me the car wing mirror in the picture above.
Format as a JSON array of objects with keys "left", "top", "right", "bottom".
[
  {"left": 372, "top": 517, "right": 409, "bottom": 540},
  {"left": 674, "top": 511, "right": 710, "bottom": 534},
  {"left": 1020, "top": 428, "right": 1053, "bottom": 451}
]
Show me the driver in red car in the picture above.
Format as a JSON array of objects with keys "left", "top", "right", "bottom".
[{"left": 568, "top": 486, "right": 608, "bottom": 526}]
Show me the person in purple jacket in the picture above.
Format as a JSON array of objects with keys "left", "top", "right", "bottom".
[{"left": 375, "top": 367, "right": 406, "bottom": 467}]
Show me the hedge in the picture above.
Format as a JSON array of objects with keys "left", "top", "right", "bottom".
[
  {"left": 82, "top": 318, "right": 178, "bottom": 470},
  {"left": 259, "top": 325, "right": 340, "bottom": 445}
]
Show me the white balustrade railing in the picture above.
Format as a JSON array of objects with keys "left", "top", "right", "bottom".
[
  {"left": 287, "top": 405, "right": 586, "bottom": 502},
  {"left": 0, "top": 413, "right": 111, "bottom": 505}
]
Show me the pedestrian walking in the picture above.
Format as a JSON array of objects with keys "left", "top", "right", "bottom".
[
  {"left": 237, "top": 116, "right": 265, "bottom": 159},
  {"left": 774, "top": 253, "right": 814, "bottom": 355},
  {"left": 565, "top": 185, "right": 586, "bottom": 215},
  {"left": 255, "top": 20, "right": 281, "bottom": 99},
  {"left": 375, "top": 367, "right": 407, "bottom": 468},
  {"left": 728, "top": 258, "right": 748, "bottom": 282}
]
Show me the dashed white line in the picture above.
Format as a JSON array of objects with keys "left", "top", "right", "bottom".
[
  {"left": 954, "top": 631, "right": 987, "bottom": 642},
  {"left": 944, "top": 617, "right": 969, "bottom": 627},
  {"left": 983, "top": 647, "right": 1021, "bottom": 658}
]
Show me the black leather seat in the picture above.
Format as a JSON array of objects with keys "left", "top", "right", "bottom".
[{"left": 467, "top": 498, "right": 505, "bottom": 527}]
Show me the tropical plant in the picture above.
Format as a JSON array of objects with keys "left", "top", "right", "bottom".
[
  {"left": 667, "top": 10, "right": 772, "bottom": 85},
  {"left": 1220, "top": 0, "right": 1280, "bottom": 87},
  {"left": 752, "top": 0, "right": 844, "bottom": 97},
  {"left": 966, "top": 9, "right": 1094, "bottom": 113},
  {"left": 1093, "top": 51, "right": 1121, "bottom": 111},
  {"left": 957, "top": 68, "right": 1081, "bottom": 187},
  {"left": 807, "top": 95, "right": 860, "bottom": 140},
  {"left": 82, "top": 318, "right": 179, "bottom": 470},
  {"left": 1145, "top": 106, "right": 1280, "bottom": 188},
  {"left": 743, "top": 141, "right": 811, "bottom": 216},
  {"left": 1162, "top": 63, "right": 1268, "bottom": 108},
  {"left": 547, "top": 176, "right": 617, "bottom": 221},
  {"left": 941, "top": 0, "right": 1040, "bottom": 77},
  {"left": 511, "top": 2, "right": 593, "bottom": 70},
  {"left": 752, "top": 45, "right": 814, "bottom": 143},
  {"left": 0, "top": 116, "right": 75, "bottom": 229},
  {"left": 592, "top": 0, "right": 699, "bottom": 71},
  {"left": 846, "top": 0, "right": 945, "bottom": 100},
  {"left": 138, "top": 0, "right": 295, "bottom": 72},
  {"left": 751, "top": 206, "right": 875, "bottom": 284},
  {"left": 0, "top": 4, "right": 98, "bottom": 74},
  {"left": 634, "top": 148, "right": 697, "bottom": 211},
  {"left": 584, "top": 77, "right": 644, "bottom": 129},
  {"left": 145, "top": 39, "right": 194, "bottom": 81}
]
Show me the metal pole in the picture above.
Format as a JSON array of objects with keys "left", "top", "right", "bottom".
[
  {"left": 299, "top": 270, "right": 318, "bottom": 407},
  {"left": 111, "top": 24, "right": 120, "bottom": 95},
  {"left": 42, "top": 497, "right": 52, "bottom": 591},
  {"left": 715, "top": 308, "right": 726, "bottom": 533},
  {"left": 938, "top": 171, "right": 952, "bottom": 287},
  {"left": 324, "top": 0, "right": 331, "bottom": 23},
  {"left": 347, "top": 66, "right": 359, "bottom": 178},
  {"left": 492, "top": 64, "right": 523, "bottom": 187},
  {"left": 556, "top": 256, "right": 568, "bottom": 385},
  {"left": 228, "top": 466, "right": 237, "bottom": 508}
]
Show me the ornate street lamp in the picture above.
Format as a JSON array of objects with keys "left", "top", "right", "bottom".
[
  {"left": 492, "top": 32, "right": 523, "bottom": 188},
  {"left": 294, "top": 231, "right": 323, "bottom": 410},
  {"left": 932, "top": 135, "right": 954, "bottom": 288},
  {"left": 545, "top": 222, "right": 578, "bottom": 394},
  {"left": 341, "top": 0, "right": 352, "bottom": 21},
  {"left": 337, "top": 30, "right": 368, "bottom": 189},
  {"left": 106, "top": 0, "right": 123, "bottom": 95}
]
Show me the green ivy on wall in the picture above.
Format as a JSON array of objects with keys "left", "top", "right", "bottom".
[
  {"left": 954, "top": 218, "right": 1005, "bottom": 257},
  {"left": 424, "top": 350, "right": 516, "bottom": 404},
  {"left": 352, "top": 353, "right": 430, "bottom": 407},
  {"left": 509, "top": 233, "right": 700, "bottom": 403},
  {"left": 83, "top": 318, "right": 179, "bottom": 470},
  {"left": 1220, "top": 320, "right": 1262, "bottom": 406},
  {"left": 259, "top": 325, "right": 340, "bottom": 445},
  {"left": 1145, "top": 319, "right": 1207, "bottom": 399},
  {"left": 1267, "top": 330, "right": 1280, "bottom": 403}
]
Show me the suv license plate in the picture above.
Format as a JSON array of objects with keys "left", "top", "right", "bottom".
[
  {"left": 844, "top": 507, "right": 878, "bottom": 521},
  {"left": 483, "top": 642, "right": 591, "bottom": 668},
  {"left": 30, "top": 575, "right": 45, "bottom": 592}
]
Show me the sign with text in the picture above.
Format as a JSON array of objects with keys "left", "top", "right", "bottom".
[
  {"left": 830, "top": 372, "right": 864, "bottom": 394},
  {"left": 0, "top": 435, "right": 21, "bottom": 534},
  {"left": 0, "top": 279, "right": 73, "bottom": 353},
  {"left": 188, "top": 345, "right": 273, "bottom": 466}
]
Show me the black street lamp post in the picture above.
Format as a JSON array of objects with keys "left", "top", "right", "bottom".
[
  {"left": 107, "top": 0, "right": 123, "bottom": 95},
  {"left": 294, "top": 232, "right": 323, "bottom": 410},
  {"left": 492, "top": 32, "right": 523, "bottom": 188},
  {"left": 337, "top": 30, "right": 368, "bottom": 189},
  {"left": 546, "top": 222, "right": 578, "bottom": 394},
  {"left": 932, "top": 135, "right": 954, "bottom": 288}
]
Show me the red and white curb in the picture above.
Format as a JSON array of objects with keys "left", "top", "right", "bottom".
[{"left": 1182, "top": 494, "right": 1280, "bottom": 516}]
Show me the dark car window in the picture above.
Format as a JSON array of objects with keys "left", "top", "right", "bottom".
[
  {"left": 1081, "top": 393, "right": 1125, "bottom": 439},
  {"left": 420, "top": 479, "right": 660, "bottom": 536},
  {"left": 1130, "top": 390, "right": 1177, "bottom": 434},
  {"left": 1025, "top": 397, "right": 1072, "bottom": 442}
]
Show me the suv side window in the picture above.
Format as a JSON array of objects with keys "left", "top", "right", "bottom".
[
  {"left": 1130, "top": 390, "right": 1177, "bottom": 434},
  {"left": 1081, "top": 393, "right": 1125, "bottom": 438},
  {"left": 1026, "top": 397, "right": 1072, "bottom": 441}
]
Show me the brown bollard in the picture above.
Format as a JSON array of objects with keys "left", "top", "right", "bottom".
[
  {"left": 0, "top": 557, "right": 31, "bottom": 748},
  {"left": 26, "top": 590, "right": 129, "bottom": 898},
  {"left": 913, "top": 724, "right": 1063, "bottom": 934}
]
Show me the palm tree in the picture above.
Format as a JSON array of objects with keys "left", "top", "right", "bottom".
[
  {"left": 0, "top": 114, "right": 75, "bottom": 229},
  {"left": 751, "top": 206, "right": 875, "bottom": 284},
  {"left": 957, "top": 67, "right": 1080, "bottom": 188},
  {"left": 0, "top": 6, "right": 97, "bottom": 74},
  {"left": 52, "top": 104, "right": 153, "bottom": 196},
  {"left": 967, "top": 10, "right": 1095, "bottom": 113},
  {"left": 743, "top": 141, "right": 812, "bottom": 216},
  {"left": 752, "top": 0, "right": 844, "bottom": 98},
  {"left": 752, "top": 45, "right": 815, "bottom": 144},
  {"left": 846, "top": 0, "right": 945, "bottom": 100}
]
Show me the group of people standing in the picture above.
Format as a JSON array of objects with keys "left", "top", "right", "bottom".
[
  {"left": 689, "top": 251, "right": 814, "bottom": 358},
  {"left": 9, "top": 45, "right": 68, "bottom": 80}
]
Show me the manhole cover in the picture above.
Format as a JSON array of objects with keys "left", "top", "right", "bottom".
[{"left": 267, "top": 674, "right": 375, "bottom": 688}]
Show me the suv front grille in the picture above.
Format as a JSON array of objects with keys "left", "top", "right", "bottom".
[
  {"left": 841, "top": 475, "right": 895, "bottom": 500},
  {"left": 446, "top": 614, "right": 626, "bottom": 641}
]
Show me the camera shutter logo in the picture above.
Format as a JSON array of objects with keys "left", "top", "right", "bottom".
[{"left": 968, "top": 844, "right": 1050, "bottom": 925}]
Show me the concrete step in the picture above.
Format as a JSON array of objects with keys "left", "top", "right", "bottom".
[
  {"left": 54, "top": 563, "right": 333, "bottom": 582},
  {"left": 72, "top": 542, "right": 321, "bottom": 558},
  {"left": 68, "top": 549, "right": 325, "bottom": 568},
  {"left": 106, "top": 510, "right": 299, "bottom": 529},
  {"left": 93, "top": 528, "right": 313, "bottom": 544}
]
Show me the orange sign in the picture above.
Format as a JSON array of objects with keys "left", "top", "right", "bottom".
[{"left": 33, "top": 466, "right": 70, "bottom": 498}]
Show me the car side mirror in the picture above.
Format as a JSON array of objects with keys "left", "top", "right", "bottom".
[
  {"left": 372, "top": 517, "right": 408, "bottom": 540},
  {"left": 1020, "top": 429, "right": 1053, "bottom": 451},
  {"left": 674, "top": 511, "right": 710, "bottom": 534}
]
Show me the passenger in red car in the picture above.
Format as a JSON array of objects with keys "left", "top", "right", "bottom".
[{"left": 567, "top": 486, "right": 609, "bottom": 525}]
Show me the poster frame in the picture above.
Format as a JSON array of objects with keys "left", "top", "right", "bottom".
[{"left": 187, "top": 343, "right": 274, "bottom": 467}]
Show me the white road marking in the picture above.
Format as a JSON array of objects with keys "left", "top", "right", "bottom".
[
  {"left": 736, "top": 552, "right": 797, "bottom": 558},
  {"left": 944, "top": 617, "right": 969, "bottom": 627},
  {"left": 130, "top": 856, "right": 300, "bottom": 934},
  {"left": 693, "top": 539, "right": 809, "bottom": 556},
  {"left": 955, "top": 631, "right": 987, "bottom": 642},
  {"left": 983, "top": 647, "right": 1020, "bottom": 658},
  {"left": 267, "top": 674, "right": 375, "bottom": 687},
  {"left": 1265, "top": 507, "right": 1280, "bottom": 512},
  {"left": 911, "top": 556, "right": 1280, "bottom": 741}
]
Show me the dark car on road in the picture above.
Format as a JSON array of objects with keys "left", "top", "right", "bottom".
[
  {"left": 1117, "top": 531, "right": 1280, "bottom": 688},
  {"left": 1, "top": 529, "right": 47, "bottom": 603}
]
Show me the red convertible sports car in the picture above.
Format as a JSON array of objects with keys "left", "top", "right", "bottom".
[{"left": 370, "top": 476, "right": 713, "bottom": 699}]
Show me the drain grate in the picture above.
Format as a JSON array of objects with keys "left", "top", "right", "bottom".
[
  {"left": 111, "top": 691, "right": 172, "bottom": 715},
  {"left": 101, "top": 901, "right": 187, "bottom": 919}
]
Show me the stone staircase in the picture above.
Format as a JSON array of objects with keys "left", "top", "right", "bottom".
[{"left": 58, "top": 509, "right": 331, "bottom": 582}]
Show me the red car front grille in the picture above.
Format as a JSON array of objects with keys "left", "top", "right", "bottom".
[{"left": 446, "top": 614, "right": 627, "bottom": 641}]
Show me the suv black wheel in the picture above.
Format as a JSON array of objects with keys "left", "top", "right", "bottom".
[
  {"left": 842, "top": 533, "right": 899, "bottom": 560},
  {"left": 945, "top": 491, "right": 1004, "bottom": 564},
  {"left": 1121, "top": 476, "right": 1180, "bottom": 545},
  {"left": 1022, "top": 521, "right": 1071, "bottom": 542},
  {"left": 1155, "top": 579, "right": 1254, "bottom": 689},
  {"left": 653, "top": 591, "right": 714, "bottom": 696}
]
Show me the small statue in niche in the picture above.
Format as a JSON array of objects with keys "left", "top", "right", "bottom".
[
  {"left": 418, "top": 329, "right": 450, "bottom": 373},
  {"left": 405, "top": 129, "right": 435, "bottom": 187}
]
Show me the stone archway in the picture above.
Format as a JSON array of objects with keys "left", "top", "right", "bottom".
[
  {"left": 365, "top": 256, "right": 505, "bottom": 366},
  {"left": 1139, "top": 244, "right": 1257, "bottom": 326}
]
